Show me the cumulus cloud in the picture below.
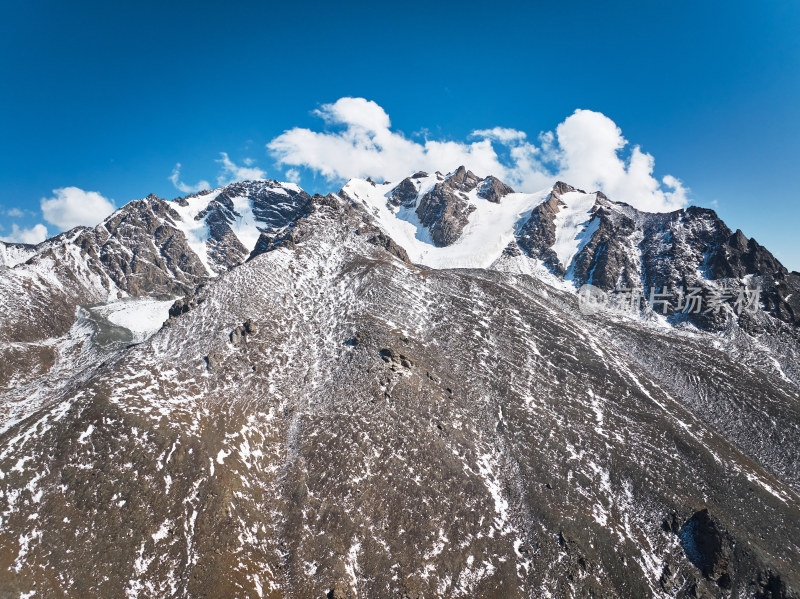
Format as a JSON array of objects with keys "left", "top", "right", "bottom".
[
  {"left": 169, "top": 163, "right": 211, "bottom": 194},
  {"left": 268, "top": 98, "right": 689, "bottom": 212},
  {"left": 216, "top": 152, "right": 266, "bottom": 184},
  {"left": 1, "top": 223, "right": 48, "bottom": 245},
  {"left": 470, "top": 127, "right": 528, "bottom": 144},
  {"left": 550, "top": 110, "right": 688, "bottom": 211},
  {"left": 268, "top": 97, "right": 507, "bottom": 185},
  {"left": 5, "top": 208, "right": 24, "bottom": 218},
  {"left": 40, "top": 187, "right": 116, "bottom": 230}
]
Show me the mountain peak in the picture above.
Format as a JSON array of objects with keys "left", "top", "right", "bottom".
[
  {"left": 551, "top": 180, "right": 579, "bottom": 196},
  {"left": 444, "top": 165, "right": 480, "bottom": 192}
]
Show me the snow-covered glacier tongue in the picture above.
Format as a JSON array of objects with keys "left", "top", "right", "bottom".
[{"left": 0, "top": 173, "right": 798, "bottom": 598}]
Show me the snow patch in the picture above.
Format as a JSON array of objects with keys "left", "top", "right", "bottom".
[
  {"left": 91, "top": 297, "right": 176, "bottom": 342},
  {"left": 552, "top": 191, "right": 599, "bottom": 274},
  {"left": 343, "top": 176, "right": 552, "bottom": 269}
]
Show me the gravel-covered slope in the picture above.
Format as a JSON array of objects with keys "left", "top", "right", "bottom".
[{"left": 1, "top": 194, "right": 798, "bottom": 598}]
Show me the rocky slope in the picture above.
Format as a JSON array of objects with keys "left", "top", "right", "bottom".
[
  {"left": 0, "top": 172, "right": 798, "bottom": 598},
  {"left": 514, "top": 182, "right": 800, "bottom": 329},
  {"left": 0, "top": 181, "right": 310, "bottom": 393}
]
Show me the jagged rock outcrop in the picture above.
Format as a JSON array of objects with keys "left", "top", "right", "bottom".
[
  {"left": 387, "top": 177, "right": 418, "bottom": 208},
  {"left": 75, "top": 194, "right": 209, "bottom": 297},
  {"left": 415, "top": 167, "right": 480, "bottom": 246},
  {"left": 477, "top": 175, "right": 514, "bottom": 203},
  {"left": 510, "top": 182, "right": 800, "bottom": 328}
]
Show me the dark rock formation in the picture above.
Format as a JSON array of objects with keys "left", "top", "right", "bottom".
[
  {"left": 379, "top": 347, "right": 414, "bottom": 370},
  {"left": 679, "top": 509, "right": 732, "bottom": 585},
  {"left": 168, "top": 285, "right": 206, "bottom": 320},
  {"left": 230, "top": 319, "right": 257, "bottom": 347},
  {"left": 415, "top": 167, "right": 480, "bottom": 246},
  {"left": 477, "top": 175, "right": 514, "bottom": 203},
  {"left": 388, "top": 177, "right": 418, "bottom": 209}
]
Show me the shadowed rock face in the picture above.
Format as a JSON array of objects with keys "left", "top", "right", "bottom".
[
  {"left": 679, "top": 510, "right": 732, "bottom": 585},
  {"left": 387, "top": 177, "right": 418, "bottom": 208},
  {"left": 512, "top": 183, "right": 800, "bottom": 329},
  {"left": 567, "top": 202, "right": 641, "bottom": 289},
  {"left": 0, "top": 174, "right": 799, "bottom": 598},
  {"left": 195, "top": 181, "right": 314, "bottom": 274}
]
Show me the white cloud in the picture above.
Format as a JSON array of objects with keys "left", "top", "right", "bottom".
[
  {"left": 285, "top": 168, "right": 301, "bottom": 183},
  {"left": 40, "top": 187, "right": 116, "bottom": 230},
  {"left": 215, "top": 152, "right": 266, "bottom": 184},
  {"left": 5, "top": 207, "right": 24, "bottom": 218},
  {"left": 315, "top": 97, "right": 391, "bottom": 132},
  {"left": 471, "top": 127, "right": 528, "bottom": 143},
  {"left": 268, "top": 98, "right": 689, "bottom": 212},
  {"left": 551, "top": 109, "right": 688, "bottom": 211},
  {"left": 169, "top": 163, "right": 211, "bottom": 194},
  {"left": 268, "top": 97, "right": 508, "bottom": 184},
  {"left": 1, "top": 223, "right": 48, "bottom": 245}
]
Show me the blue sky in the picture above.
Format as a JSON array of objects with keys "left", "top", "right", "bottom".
[{"left": 1, "top": 1, "right": 798, "bottom": 269}]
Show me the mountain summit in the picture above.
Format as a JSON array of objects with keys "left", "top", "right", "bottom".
[{"left": 0, "top": 171, "right": 798, "bottom": 598}]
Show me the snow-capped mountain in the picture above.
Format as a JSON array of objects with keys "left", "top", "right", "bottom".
[
  {"left": 0, "top": 170, "right": 798, "bottom": 598},
  {"left": 343, "top": 170, "right": 800, "bottom": 329},
  {"left": 0, "top": 180, "right": 310, "bottom": 349}
]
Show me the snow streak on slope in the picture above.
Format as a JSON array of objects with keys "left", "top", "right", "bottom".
[
  {"left": 229, "top": 195, "right": 262, "bottom": 251},
  {"left": 342, "top": 175, "right": 551, "bottom": 269},
  {"left": 169, "top": 191, "right": 221, "bottom": 274},
  {"left": 552, "top": 191, "right": 600, "bottom": 276}
]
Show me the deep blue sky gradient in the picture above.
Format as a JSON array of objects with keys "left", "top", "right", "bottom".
[{"left": 1, "top": 1, "right": 798, "bottom": 267}]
